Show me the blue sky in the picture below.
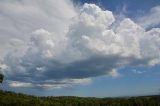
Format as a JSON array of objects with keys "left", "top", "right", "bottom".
[
  {"left": 0, "top": 0, "right": 160, "bottom": 97},
  {"left": 75, "top": 0, "right": 160, "bottom": 16}
]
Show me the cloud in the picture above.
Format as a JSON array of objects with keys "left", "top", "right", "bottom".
[
  {"left": 7, "top": 78, "right": 91, "bottom": 89},
  {"left": 0, "top": 0, "right": 76, "bottom": 58},
  {"left": 109, "top": 69, "right": 120, "bottom": 77},
  {"left": 8, "top": 81, "right": 34, "bottom": 88},
  {"left": 36, "top": 78, "right": 91, "bottom": 89},
  {"left": 0, "top": 1, "right": 160, "bottom": 90},
  {"left": 137, "top": 6, "right": 160, "bottom": 29},
  {"left": 132, "top": 69, "right": 146, "bottom": 74},
  {"left": 0, "top": 59, "right": 8, "bottom": 74}
]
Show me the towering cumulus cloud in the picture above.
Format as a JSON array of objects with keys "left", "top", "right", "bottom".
[{"left": 0, "top": 1, "right": 160, "bottom": 89}]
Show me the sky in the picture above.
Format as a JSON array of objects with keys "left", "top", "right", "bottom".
[{"left": 0, "top": 0, "right": 160, "bottom": 97}]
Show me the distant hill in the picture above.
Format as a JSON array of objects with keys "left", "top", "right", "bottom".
[{"left": 0, "top": 90, "right": 160, "bottom": 106}]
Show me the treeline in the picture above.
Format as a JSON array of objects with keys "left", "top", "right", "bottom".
[{"left": 0, "top": 90, "right": 160, "bottom": 106}]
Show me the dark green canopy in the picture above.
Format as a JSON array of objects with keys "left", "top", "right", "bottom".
[{"left": 0, "top": 74, "right": 4, "bottom": 83}]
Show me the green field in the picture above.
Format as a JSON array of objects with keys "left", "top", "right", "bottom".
[{"left": 0, "top": 90, "right": 160, "bottom": 106}]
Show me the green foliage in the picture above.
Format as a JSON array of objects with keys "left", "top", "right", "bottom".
[
  {"left": 0, "top": 73, "right": 4, "bottom": 83},
  {"left": 0, "top": 90, "right": 160, "bottom": 106}
]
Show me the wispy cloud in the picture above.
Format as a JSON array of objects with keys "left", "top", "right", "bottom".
[
  {"left": 137, "top": 6, "right": 160, "bottom": 29},
  {"left": 8, "top": 81, "right": 34, "bottom": 88},
  {"left": 132, "top": 69, "right": 146, "bottom": 74}
]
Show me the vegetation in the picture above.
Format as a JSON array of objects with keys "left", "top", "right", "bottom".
[
  {"left": 0, "top": 73, "right": 4, "bottom": 83},
  {"left": 0, "top": 90, "right": 160, "bottom": 106}
]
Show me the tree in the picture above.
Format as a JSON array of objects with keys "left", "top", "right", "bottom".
[{"left": 0, "top": 73, "right": 4, "bottom": 83}]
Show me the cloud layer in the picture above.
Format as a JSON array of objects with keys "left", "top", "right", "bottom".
[{"left": 0, "top": 1, "right": 160, "bottom": 89}]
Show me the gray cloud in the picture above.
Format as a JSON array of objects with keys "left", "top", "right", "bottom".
[{"left": 0, "top": 0, "right": 76, "bottom": 58}]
